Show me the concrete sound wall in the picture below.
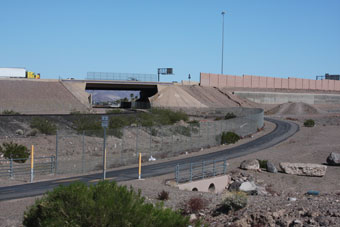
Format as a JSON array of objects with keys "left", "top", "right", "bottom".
[{"left": 200, "top": 73, "right": 340, "bottom": 92}]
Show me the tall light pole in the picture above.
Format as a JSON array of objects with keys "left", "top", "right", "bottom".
[{"left": 221, "top": 11, "right": 226, "bottom": 75}]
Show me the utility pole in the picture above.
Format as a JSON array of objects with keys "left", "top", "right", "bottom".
[{"left": 221, "top": 11, "right": 226, "bottom": 75}]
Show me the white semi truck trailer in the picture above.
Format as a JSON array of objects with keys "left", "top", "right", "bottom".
[{"left": 0, "top": 67, "right": 40, "bottom": 79}]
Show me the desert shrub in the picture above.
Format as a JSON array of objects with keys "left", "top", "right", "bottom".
[
  {"left": 181, "top": 196, "right": 206, "bottom": 214},
  {"left": 304, "top": 119, "right": 315, "bottom": 127},
  {"left": 23, "top": 181, "right": 189, "bottom": 227},
  {"left": 188, "top": 120, "right": 200, "bottom": 127},
  {"left": 150, "top": 128, "right": 158, "bottom": 136},
  {"left": 72, "top": 115, "right": 101, "bottom": 132},
  {"left": 26, "top": 129, "right": 38, "bottom": 137},
  {"left": 157, "top": 190, "right": 169, "bottom": 201},
  {"left": 30, "top": 117, "right": 57, "bottom": 135},
  {"left": 221, "top": 191, "right": 247, "bottom": 213},
  {"left": 257, "top": 159, "right": 268, "bottom": 169},
  {"left": 221, "top": 131, "right": 240, "bottom": 145},
  {"left": 150, "top": 108, "right": 188, "bottom": 125},
  {"left": 224, "top": 112, "right": 236, "bottom": 120},
  {"left": 173, "top": 125, "right": 191, "bottom": 136},
  {"left": 0, "top": 142, "right": 30, "bottom": 163},
  {"left": 1, "top": 110, "right": 20, "bottom": 115}
]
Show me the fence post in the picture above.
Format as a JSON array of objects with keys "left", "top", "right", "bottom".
[
  {"left": 223, "top": 159, "right": 227, "bottom": 174},
  {"left": 9, "top": 158, "right": 13, "bottom": 179},
  {"left": 190, "top": 126, "right": 193, "bottom": 151},
  {"left": 135, "top": 126, "right": 138, "bottom": 159},
  {"left": 207, "top": 122, "right": 210, "bottom": 147},
  {"left": 50, "top": 156, "right": 54, "bottom": 174},
  {"left": 55, "top": 130, "right": 58, "bottom": 174},
  {"left": 171, "top": 134, "right": 174, "bottom": 154},
  {"left": 175, "top": 164, "right": 179, "bottom": 184},
  {"left": 202, "top": 161, "right": 205, "bottom": 179},
  {"left": 149, "top": 127, "right": 152, "bottom": 158},
  {"left": 190, "top": 163, "right": 193, "bottom": 182},
  {"left": 214, "top": 122, "right": 217, "bottom": 146},
  {"left": 82, "top": 131, "right": 85, "bottom": 173},
  {"left": 213, "top": 159, "right": 216, "bottom": 176}
]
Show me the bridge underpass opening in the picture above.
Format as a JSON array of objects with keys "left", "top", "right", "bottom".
[{"left": 85, "top": 82, "right": 158, "bottom": 109}]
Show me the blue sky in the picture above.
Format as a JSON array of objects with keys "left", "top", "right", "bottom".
[{"left": 1, "top": 0, "right": 339, "bottom": 82}]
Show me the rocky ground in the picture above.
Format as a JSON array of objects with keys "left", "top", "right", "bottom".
[{"left": 0, "top": 105, "right": 340, "bottom": 226}]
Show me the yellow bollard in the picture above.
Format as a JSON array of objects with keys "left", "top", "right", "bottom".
[
  {"left": 138, "top": 153, "right": 142, "bottom": 180},
  {"left": 30, "top": 145, "right": 34, "bottom": 183}
]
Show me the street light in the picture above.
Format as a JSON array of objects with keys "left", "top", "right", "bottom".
[{"left": 221, "top": 11, "right": 226, "bottom": 75}]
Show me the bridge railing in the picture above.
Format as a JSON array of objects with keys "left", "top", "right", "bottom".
[
  {"left": 86, "top": 72, "right": 158, "bottom": 82},
  {"left": 175, "top": 158, "right": 227, "bottom": 184}
]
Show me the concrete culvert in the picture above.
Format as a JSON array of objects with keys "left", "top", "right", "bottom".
[
  {"left": 192, "top": 188, "right": 198, "bottom": 191},
  {"left": 208, "top": 183, "right": 215, "bottom": 192}
]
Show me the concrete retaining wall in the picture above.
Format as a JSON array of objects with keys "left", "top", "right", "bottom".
[
  {"left": 200, "top": 73, "right": 340, "bottom": 92},
  {"left": 234, "top": 91, "right": 340, "bottom": 105},
  {"left": 178, "top": 175, "right": 231, "bottom": 193}
]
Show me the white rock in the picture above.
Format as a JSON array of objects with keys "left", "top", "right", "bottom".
[
  {"left": 239, "top": 181, "right": 257, "bottom": 192},
  {"left": 148, "top": 156, "right": 156, "bottom": 162},
  {"left": 288, "top": 197, "right": 297, "bottom": 202},
  {"left": 189, "top": 214, "right": 197, "bottom": 222},
  {"left": 240, "top": 159, "right": 260, "bottom": 170},
  {"left": 280, "top": 162, "right": 327, "bottom": 177}
]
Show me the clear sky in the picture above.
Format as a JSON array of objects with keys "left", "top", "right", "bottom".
[{"left": 1, "top": 0, "right": 339, "bottom": 82}]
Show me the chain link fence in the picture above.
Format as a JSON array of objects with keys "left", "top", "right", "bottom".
[{"left": 0, "top": 107, "right": 264, "bottom": 179}]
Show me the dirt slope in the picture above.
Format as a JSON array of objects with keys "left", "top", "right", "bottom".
[
  {"left": 0, "top": 79, "right": 89, "bottom": 114},
  {"left": 151, "top": 85, "right": 259, "bottom": 108}
]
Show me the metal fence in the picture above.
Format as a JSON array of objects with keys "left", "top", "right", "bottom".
[
  {"left": 175, "top": 158, "right": 227, "bottom": 184},
  {"left": 86, "top": 72, "right": 157, "bottom": 82},
  {"left": 0, "top": 107, "right": 263, "bottom": 179},
  {"left": 0, "top": 156, "right": 55, "bottom": 178}
]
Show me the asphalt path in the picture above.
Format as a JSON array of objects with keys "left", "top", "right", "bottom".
[{"left": 0, "top": 117, "right": 299, "bottom": 201}]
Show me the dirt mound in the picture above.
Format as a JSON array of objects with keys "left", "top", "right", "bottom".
[
  {"left": 150, "top": 85, "right": 207, "bottom": 108},
  {"left": 265, "top": 102, "right": 323, "bottom": 115}
]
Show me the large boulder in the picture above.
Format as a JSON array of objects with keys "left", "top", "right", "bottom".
[
  {"left": 240, "top": 159, "right": 260, "bottom": 170},
  {"left": 266, "top": 161, "right": 278, "bottom": 173},
  {"left": 239, "top": 181, "right": 257, "bottom": 194},
  {"left": 279, "top": 162, "right": 327, "bottom": 177},
  {"left": 326, "top": 152, "right": 340, "bottom": 166}
]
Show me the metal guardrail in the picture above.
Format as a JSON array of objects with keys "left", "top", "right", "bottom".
[
  {"left": 0, "top": 156, "right": 55, "bottom": 178},
  {"left": 175, "top": 158, "right": 227, "bottom": 184}
]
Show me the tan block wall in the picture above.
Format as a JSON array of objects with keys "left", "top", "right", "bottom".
[{"left": 200, "top": 73, "right": 340, "bottom": 92}]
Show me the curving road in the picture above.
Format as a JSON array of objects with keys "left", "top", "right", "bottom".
[{"left": 0, "top": 117, "right": 299, "bottom": 201}]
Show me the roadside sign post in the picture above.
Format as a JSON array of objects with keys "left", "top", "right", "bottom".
[{"left": 101, "top": 116, "right": 109, "bottom": 180}]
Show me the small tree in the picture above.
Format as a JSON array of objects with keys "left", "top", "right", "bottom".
[{"left": 0, "top": 142, "right": 30, "bottom": 163}]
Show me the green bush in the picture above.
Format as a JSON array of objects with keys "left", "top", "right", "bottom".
[
  {"left": 221, "top": 131, "right": 240, "bottom": 145},
  {"left": 0, "top": 142, "right": 30, "bottom": 163},
  {"left": 150, "top": 108, "right": 188, "bottom": 125},
  {"left": 257, "top": 159, "right": 268, "bottom": 169},
  {"left": 23, "top": 181, "right": 189, "bottom": 227},
  {"left": 304, "top": 119, "right": 315, "bottom": 127},
  {"left": 221, "top": 191, "right": 247, "bottom": 213},
  {"left": 1, "top": 110, "right": 20, "bottom": 115},
  {"left": 188, "top": 120, "right": 200, "bottom": 127},
  {"left": 30, "top": 117, "right": 57, "bottom": 135},
  {"left": 224, "top": 112, "right": 236, "bottom": 120}
]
